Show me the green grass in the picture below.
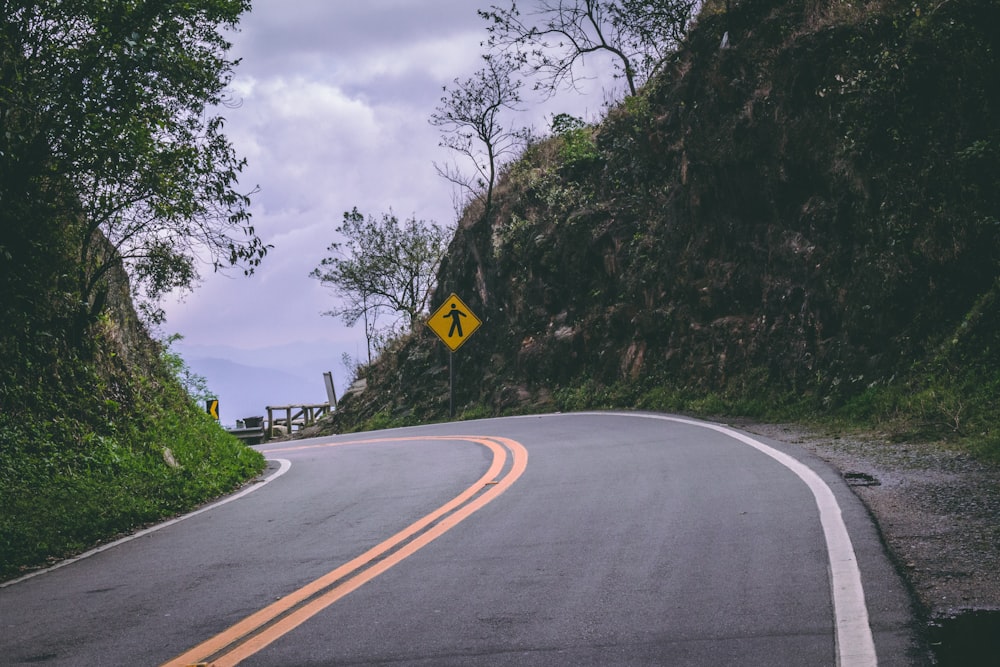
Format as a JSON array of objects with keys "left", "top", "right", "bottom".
[
  {"left": 833, "top": 373, "right": 1000, "bottom": 463},
  {"left": 549, "top": 372, "right": 1000, "bottom": 463},
  {"left": 0, "top": 366, "right": 264, "bottom": 581}
]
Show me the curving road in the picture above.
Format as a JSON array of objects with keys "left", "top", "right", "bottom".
[{"left": 0, "top": 412, "right": 928, "bottom": 665}]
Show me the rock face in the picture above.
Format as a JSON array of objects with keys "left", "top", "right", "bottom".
[{"left": 333, "top": 0, "right": 1000, "bottom": 429}]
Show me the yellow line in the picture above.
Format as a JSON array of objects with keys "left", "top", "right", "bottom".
[{"left": 161, "top": 435, "right": 527, "bottom": 667}]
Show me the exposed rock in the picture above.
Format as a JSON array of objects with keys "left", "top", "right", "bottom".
[{"left": 162, "top": 448, "right": 181, "bottom": 469}]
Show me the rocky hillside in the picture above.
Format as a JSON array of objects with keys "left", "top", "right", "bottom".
[{"left": 331, "top": 0, "right": 1000, "bottom": 455}]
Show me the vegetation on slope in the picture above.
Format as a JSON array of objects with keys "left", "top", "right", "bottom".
[
  {"left": 330, "top": 0, "right": 1000, "bottom": 460},
  {"left": 0, "top": 212, "right": 264, "bottom": 579},
  {"left": 0, "top": 1, "right": 266, "bottom": 580}
]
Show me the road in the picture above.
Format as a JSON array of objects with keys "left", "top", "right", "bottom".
[{"left": 0, "top": 412, "right": 928, "bottom": 665}]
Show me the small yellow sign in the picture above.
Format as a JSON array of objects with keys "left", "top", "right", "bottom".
[
  {"left": 428, "top": 293, "right": 482, "bottom": 352},
  {"left": 206, "top": 398, "right": 219, "bottom": 420}
]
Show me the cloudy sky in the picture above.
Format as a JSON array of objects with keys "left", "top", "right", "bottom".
[{"left": 161, "top": 1, "right": 612, "bottom": 414}]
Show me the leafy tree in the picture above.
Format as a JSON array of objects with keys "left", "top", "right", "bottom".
[
  {"left": 550, "top": 112, "right": 600, "bottom": 173},
  {"left": 480, "top": 0, "right": 697, "bottom": 98},
  {"left": 430, "top": 53, "right": 527, "bottom": 216},
  {"left": 0, "top": 0, "right": 267, "bottom": 329},
  {"left": 160, "top": 334, "right": 213, "bottom": 405},
  {"left": 311, "top": 208, "right": 449, "bottom": 363}
]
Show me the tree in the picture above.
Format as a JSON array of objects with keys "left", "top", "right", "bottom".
[
  {"left": 480, "top": 0, "right": 698, "bottom": 98},
  {"left": 0, "top": 0, "right": 267, "bottom": 328},
  {"left": 430, "top": 53, "right": 527, "bottom": 216},
  {"left": 310, "top": 208, "right": 449, "bottom": 364},
  {"left": 160, "top": 334, "right": 213, "bottom": 405}
]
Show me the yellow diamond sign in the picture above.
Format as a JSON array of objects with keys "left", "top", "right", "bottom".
[{"left": 428, "top": 293, "right": 482, "bottom": 352}]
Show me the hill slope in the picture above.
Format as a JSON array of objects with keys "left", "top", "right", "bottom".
[
  {"left": 331, "top": 0, "right": 999, "bottom": 456},
  {"left": 0, "top": 208, "right": 264, "bottom": 581}
]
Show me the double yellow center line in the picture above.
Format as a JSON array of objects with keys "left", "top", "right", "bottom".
[{"left": 162, "top": 435, "right": 528, "bottom": 667}]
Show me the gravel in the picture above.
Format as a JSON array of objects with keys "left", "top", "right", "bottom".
[{"left": 736, "top": 421, "right": 1000, "bottom": 621}]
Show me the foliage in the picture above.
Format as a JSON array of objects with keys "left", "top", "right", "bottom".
[
  {"left": 0, "top": 0, "right": 268, "bottom": 582},
  {"left": 550, "top": 113, "right": 601, "bottom": 175},
  {"left": 310, "top": 208, "right": 449, "bottom": 364},
  {"left": 160, "top": 334, "right": 213, "bottom": 405},
  {"left": 0, "top": 331, "right": 264, "bottom": 581},
  {"left": 0, "top": 0, "right": 268, "bottom": 327},
  {"left": 430, "top": 53, "right": 528, "bottom": 214},
  {"left": 479, "top": 0, "right": 697, "bottom": 98}
]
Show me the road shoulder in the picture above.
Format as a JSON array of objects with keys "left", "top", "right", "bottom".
[{"left": 736, "top": 422, "right": 1000, "bottom": 630}]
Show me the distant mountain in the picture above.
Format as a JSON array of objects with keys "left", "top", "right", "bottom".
[
  {"left": 174, "top": 339, "right": 362, "bottom": 426},
  {"left": 181, "top": 356, "right": 326, "bottom": 426}
]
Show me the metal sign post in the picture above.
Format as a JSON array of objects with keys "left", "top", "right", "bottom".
[{"left": 428, "top": 293, "right": 482, "bottom": 419}]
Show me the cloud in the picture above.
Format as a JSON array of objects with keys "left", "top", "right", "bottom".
[
  {"left": 164, "top": 0, "right": 607, "bottom": 359},
  {"left": 231, "top": 1, "right": 486, "bottom": 69}
]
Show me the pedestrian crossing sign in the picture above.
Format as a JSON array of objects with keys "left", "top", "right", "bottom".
[{"left": 428, "top": 293, "right": 482, "bottom": 352}]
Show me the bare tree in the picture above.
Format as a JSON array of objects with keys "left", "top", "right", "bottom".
[
  {"left": 430, "top": 53, "right": 527, "bottom": 216},
  {"left": 480, "top": 0, "right": 698, "bottom": 98}
]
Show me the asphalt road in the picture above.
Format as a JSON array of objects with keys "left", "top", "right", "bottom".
[{"left": 0, "top": 412, "right": 929, "bottom": 665}]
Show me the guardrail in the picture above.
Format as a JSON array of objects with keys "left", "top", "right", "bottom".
[
  {"left": 265, "top": 402, "right": 331, "bottom": 439},
  {"left": 226, "top": 372, "right": 339, "bottom": 444},
  {"left": 227, "top": 416, "right": 266, "bottom": 445}
]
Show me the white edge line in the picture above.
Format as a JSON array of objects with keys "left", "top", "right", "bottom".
[
  {"left": 1, "top": 458, "right": 292, "bottom": 589},
  {"left": 586, "top": 412, "right": 879, "bottom": 667}
]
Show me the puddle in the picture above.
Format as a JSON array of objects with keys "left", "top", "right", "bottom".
[
  {"left": 843, "top": 471, "right": 880, "bottom": 486},
  {"left": 927, "top": 609, "right": 1000, "bottom": 666}
]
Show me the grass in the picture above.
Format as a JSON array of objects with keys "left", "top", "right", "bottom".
[
  {"left": 0, "top": 365, "right": 264, "bottom": 581},
  {"left": 508, "top": 371, "right": 999, "bottom": 463}
]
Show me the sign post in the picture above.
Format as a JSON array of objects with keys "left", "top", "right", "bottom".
[{"left": 427, "top": 293, "right": 482, "bottom": 418}]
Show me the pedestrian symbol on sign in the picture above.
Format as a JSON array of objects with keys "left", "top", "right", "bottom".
[
  {"left": 428, "top": 294, "right": 481, "bottom": 352},
  {"left": 446, "top": 303, "right": 467, "bottom": 337}
]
